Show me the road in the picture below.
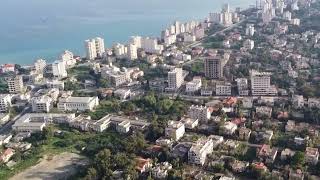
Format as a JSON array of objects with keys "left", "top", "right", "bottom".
[{"left": 0, "top": 106, "right": 31, "bottom": 135}]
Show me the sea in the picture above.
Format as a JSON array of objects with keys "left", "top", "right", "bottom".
[{"left": 0, "top": 0, "right": 256, "bottom": 65}]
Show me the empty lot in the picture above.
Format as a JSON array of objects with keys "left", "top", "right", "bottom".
[{"left": 10, "top": 152, "right": 88, "bottom": 180}]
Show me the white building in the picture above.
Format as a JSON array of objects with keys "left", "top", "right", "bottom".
[
  {"left": 222, "top": 122, "right": 237, "bottom": 135},
  {"left": 243, "top": 39, "right": 255, "bottom": 50},
  {"left": 12, "top": 113, "right": 76, "bottom": 132},
  {"left": 164, "top": 34, "right": 177, "bottom": 46},
  {"left": 57, "top": 96, "right": 99, "bottom": 112},
  {"left": 130, "top": 36, "right": 163, "bottom": 54},
  {"left": 216, "top": 83, "right": 232, "bottom": 96},
  {"left": 52, "top": 60, "right": 67, "bottom": 78},
  {"left": 183, "top": 33, "right": 196, "bottom": 42},
  {"left": 186, "top": 77, "right": 202, "bottom": 93},
  {"left": 31, "top": 95, "right": 53, "bottom": 113},
  {"left": 245, "top": 24, "right": 255, "bottom": 36},
  {"left": 7, "top": 76, "right": 24, "bottom": 94},
  {"left": 188, "top": 137, "right": 214, "bottom": 166},
  {"left": 114, "top": 89, "right": 131, "bottom": 100},
  {"left": 250, "top": 70, "right": 277, "bottom": 96},
  {"left": 116, "top": 121, "right": 131, "bottom": 134},
  {"left": 113, "top": 43, "right": 126, "bottom": 57},
  {"left": 126, "top": 43, "right": 138, "bottom": 60},
  {"left": 236, "top": 78, "right": 249, "bottom": 96},
  {"left": 165, "top": 121, "right": 185, "bottom": 141},
  {"left": 0, "top": 94, "right": 12, "bottom": 112},
  {"left": 308, "top": 98, "right": 320, "bottom": 108},
  {"left": 46, "top": 80, "right": 65, "bottom": 90},
  {"left": 60, "top": 50, "right": 77, "bottom": 68},
  {"left": 291, "top": 18, "right": 301, "bottom": 26},
  {"left": 305, "top": 147, "right": 319, "bottom": 165},
  {"left": 85, "top": 39, "right": 97, "bottom": 60},
  {"left": 85, "top": 37, "right": 105, "bottom": 60},
  {"left": 34, "top": 59, "right": 46, "bottom": 74},
  {"left": 188, "top": 105, "right": 211, "bottom": 123},
  {"left": 283, "top": 11, "right": 292, "bottom": 21},
  {"left": 167, "top": 68, "right": 184, "bottom": 91}
]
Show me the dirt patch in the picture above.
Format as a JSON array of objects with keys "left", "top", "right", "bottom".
[{"left": 10, "top": 152, "right": 89, "bottom": 180}]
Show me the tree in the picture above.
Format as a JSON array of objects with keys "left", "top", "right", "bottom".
[
  {"left": 84, "top": 167, "right": 98, "bottom": 180},
  {"left": 94, "top": 149, "right": 112, "bottom": 177},
  {"left": 43, "top": 126, "right": 54, "bottom": 140},
  {"left": 291, "top": 151, "right": 305, "bottom": 168}
]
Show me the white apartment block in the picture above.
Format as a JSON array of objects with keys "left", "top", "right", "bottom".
[
  {"left": 57, "top": 96, "right": 99, "bottom": 112},
  {"left": 34, "top": 59, "right": 46, "bottom": 74},
  {"left": 245, "top": 24, "right": 255, "bottom": 36},
  {"left": 250, "top": 70, "right": 277, "bottom": 96},
  {"left": 165, "top": 121, "right": 185, "bottom": 141},
  {"left": 186, "top": 77, "right": 202, "bottom": 93},
  {"left": 183, "top": 33, "right": 196, "bottom": 42},
  {"left": 167, "top": 68, "right": 184, "bottom": 91},
  {"left": 126, "top": 43, "right": 138, "bottom": 60},
  {"left": 216, "top": 83, "right": 232, "bottom": 96},
  {"left": 85, "top": 39, "right": 97, "bottom": 60},
  {"left": 130, "top": 36, "right": 163, "bottom": 54},
  {"left": 31, "top": 95, "right": 53, "bottom": 113},
  {"left": 46, "top": 80, "right": 65, "bottom": 90},
  {"left": 0, "top": 94, "right": 12, "bottom": 112},
  {"left": 164, "top": 34, "right": 177, "bottom": 47},
  {"left": 116, "top": 121, "right": 131, "bottom": 134},
  {"left": 188, "top": 137, "right": 214, "bottom": 166},
  {"left": 85, "top": 37, "right": 105, "bottom": 60},
  {"left": 113, "top": 43, "right": 127, "bottom": 57},
  {"left": 52, "top": 60, "right": 67, "bottom": 78},
  {"left": 283, "top": 11, "right": 292, "bottom": 21},
  {"left": 308, "top": 98, "right": 320, "bottom": 109},
  {"left": 95, "top": 37, "right": 106, "bottom": 57},
  {"left": 60, "top": 50, "right": 77, "bottom": 68},
  {"left": 7, "top": 76, "right": 24, "bottom": 94},
  {"left": 101, "top": 64, "right": 130, "bottom": 87},
  {"left": 188, "top": 105, "right": 211, "bottom": 123},
  {"left": 243, "top": 39, "right": 255, "bottom": 50}
]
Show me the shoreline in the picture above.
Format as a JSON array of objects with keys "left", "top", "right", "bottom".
[{"left": 0, "top": 1, "right": 255, "bottom": 65}]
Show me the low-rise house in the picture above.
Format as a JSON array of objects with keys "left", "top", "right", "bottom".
[
  {"left": 209, "top": 135, "right": 224, "bottom": 148},
  {"left": 116, "top": 121, "right": 131, "bottom": 134},
  {"left": 171, "top": 142, "right": 193, "bottom": 160},
  {"left": 156, "top": 137, "right": 173, "bottom": 148},
  {"left": 308, "top": 98, "right": 320, "bottom": 108},
  {"left": 221, "top": 122, "right": 237, "bottom": 135},
  {"left": 280, "top": 148, "right": 295, "bottom": 160},
  {"left": 230, "top": 160, "right": 249, "bottom": 173},
  {"left": 0, "top": 134, "right": 12, "bottom": 145},
  {"left": 165, "top": 121, "right": 185, "bottom": 141},
  {"left": 5, "top": 142, "right": 32, "bottom": 152},
  {"left": 294, "top": 136, "right": 308, "bottom": 146},
  {"left": 151, "top": 162, "right": 172, "bottom": 179},
  {"left": 114, "top": 88, "right": 131, "bottom": 100},
  {"left": 238, "top": 127, "right": 251, "bottom": 141},
  {"left": 135, "top": 157, "right": 152, "bottom": 174},
  {"left": 289, "top": 169, "right": 304, "bottom": 180},
  {"left": 224, "top": 139, "right": 239, "bottom": 150},
  {"left": 0, "top": 148, "right": 14, "bottom": 163},
  {"left": 251, "top": 162, "right": 268, "bottom": 172},
  {"left": 255, "top": 106, "right": 272, "bottom": 118},
  {"left": 292, "top": 95, "right": 305, "bottom": 109},
  {"left": 305, "top": 147, "right": 319, "bottom": 165},
  {"left": 257, "top": 144, "right": 278, "bottom": 163},
  {"left": 181, "top": 117, "right": 199, "bottom": 129}
]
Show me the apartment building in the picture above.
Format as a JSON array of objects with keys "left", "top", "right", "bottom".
[
  {"left": 7, "top": 76, "right": 24, "bottom": 94},
  {"left": 188, "top": 137, "right": 214, "bottom": 166},
  {"left": 188, "top": 105, "right": 211, "bottom": 123},
  {"left": 165, "top": 121, "right": 185, "bottom": 141},
  {"left": 57, "top": 96, "right": 99, "bottom": 112}
]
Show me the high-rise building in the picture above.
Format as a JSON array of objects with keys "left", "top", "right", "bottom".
[
  {"left": 7, "top": 76, "right": 24, "bottom": 94},
  {"left": 0, "top": 94, "right": 12, "bottom": 112},
  {"left": 85, "top": 39, "right": 97, "bottom": 60},
  {"left": 250, "top": 70, "right": 277, "bottom": 96},
  {"left": 60, "top": 50, "right": 76, "bottom": 68},
  {"left": 34, "top": 59, "right": 46, "bottom": 74},
  {"left": 167, "top": 68, "right": 184, "bottom": 91},
  {"left": 52, "top": 60, "right": 67, "bottom": 78},
  {"left": 95, "top": 37, "right": 105, "bottom": 57},
  {"left": 85, "top": 37, "right": 105, "bottom": 60},
  {"left": 204, "top": 57, "right": 226, "bottom": 79},
  {"left": 188, "top": 105, "right": 211, "bottom": 123},
  {"left": 126, "top": 44, "right": 138, "bottom": 60}
]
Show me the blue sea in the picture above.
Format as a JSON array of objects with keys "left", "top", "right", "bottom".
[{"left": 0, "top": 0, "right": 255, "bottom": 65}]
